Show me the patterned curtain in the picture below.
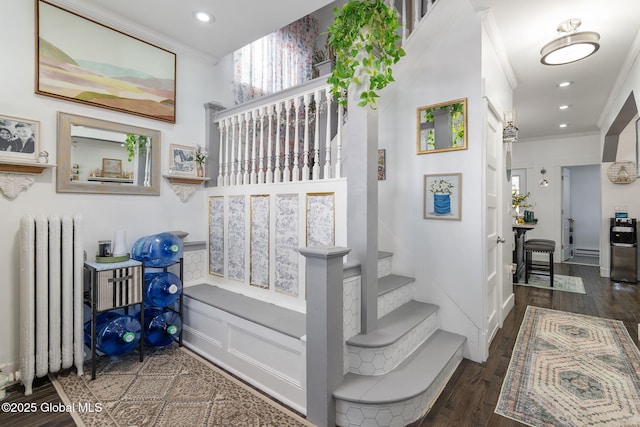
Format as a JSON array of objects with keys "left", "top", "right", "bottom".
[{"left": 233, "top": 15, "right": 318, "bottom": 105}]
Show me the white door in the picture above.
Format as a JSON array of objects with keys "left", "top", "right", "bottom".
[
  {"left": 483, "top": 101, "right": 504, "bottom": 360},
  {"left": 561, "top": 168, "right": 572, "bottom": 260}
]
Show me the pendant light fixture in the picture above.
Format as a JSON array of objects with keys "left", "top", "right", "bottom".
[
  {"left": 540, "top": 19, "right": 600, "bottom": 66},
  {"left": 539, "top": 167, "right": 549, "bottom": 187}
]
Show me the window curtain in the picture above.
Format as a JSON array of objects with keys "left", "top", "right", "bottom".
[{"left": 233, "top": 15, "right": 318, "bottom": 105}]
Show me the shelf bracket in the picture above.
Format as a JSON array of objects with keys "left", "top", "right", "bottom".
[
  {"left": 171, "top": 183, "right": 197, "bottom": 202},
  {"left": 0, "top": 173, "right": 35, "bottom": 199}
]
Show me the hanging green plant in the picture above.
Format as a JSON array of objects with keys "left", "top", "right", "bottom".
[
  {"left": 327, "top": 0, "right": 406, "bottom": 108},
  {"left": 125, "top": 133, "right": 149, "bottom": 162}
]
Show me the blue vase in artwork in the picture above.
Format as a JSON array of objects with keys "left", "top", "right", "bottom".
[{"left": 434, "top": 193, "right": 451, "bottom": 215}]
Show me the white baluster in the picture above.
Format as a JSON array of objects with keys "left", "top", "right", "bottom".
[
  {"left": 324, "top": 89, "right": 332, "bottom": 179},
  {"left": 236, "top": 114, "right": 244, "bottom": 185},
  {"left": 217, "top": 120, "right": 224, "bottom": 186},
  {"left": 258, "top": 107, "right": 266, "bottom": 184},
  {"left": 302, "top": 93, "right": 310, "bottom": 181},
  {"left": 251, "top": 109, "right": 258, "bottom": 185},
  {"left": 230, "top": 116, "right": 237, "bottom": 186},
  {"left": 284, "top": 101, "right": 292, "bottom": 183},
  {"left": 313, "top": 90, "right": 321, "bottom": 180},
  {"left": 224, "top": 117, "right": 231, "bottom": 186},
  {"left": 292, "top": 97, "right": 301, "bottom": 182},
  {"left": 274, "top": 103, "right": 283, "bottom": 183},
  {"left": 336, "top": 103, "right": 344, "bottom": 179},
  {"left": 244, "top": 112, "right": 251, "bottom": 185},
  {"left": 266, "top": 105, "right": 275, "bottom": 184}
]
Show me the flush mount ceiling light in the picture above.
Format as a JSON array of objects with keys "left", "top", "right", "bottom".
[{"left": 540, "top": 19, "right": 600, "bottom": 66}]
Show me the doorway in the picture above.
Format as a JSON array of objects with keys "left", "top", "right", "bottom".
[{"left": 561, "top": 164, "right": 601, "bottom": 266}]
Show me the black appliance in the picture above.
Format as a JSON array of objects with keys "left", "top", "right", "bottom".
[{"left": 610, "top": 217, "right": 637, "bottom": 282}]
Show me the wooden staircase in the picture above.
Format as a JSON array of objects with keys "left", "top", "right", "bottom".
[{"left": 334, "top": 252, "right": 466, "bottom": 426}]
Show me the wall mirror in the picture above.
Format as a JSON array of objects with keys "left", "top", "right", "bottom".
[
  {"left": 417, "top": 98, "right": 467, "bottom": 154},
  {"left": 57, "top": 112, "right": 161, "bottom": 195}
]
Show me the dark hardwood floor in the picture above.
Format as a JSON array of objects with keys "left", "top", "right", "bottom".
[
  {"left": 2, "top": 262, "right": 638, "bottom": 427},
  {"left": 416, "top": 262, "right": 640, "bottom": 427}
]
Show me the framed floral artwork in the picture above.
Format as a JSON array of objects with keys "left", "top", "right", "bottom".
[{"left": 424, "top": 173, "right": 461, "bottom": 220}]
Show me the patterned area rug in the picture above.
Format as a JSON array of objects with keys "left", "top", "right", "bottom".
[
  {"left": 515, "top": 274, "right": 586, "bottom": 294},
  {"left": 50, "top": 344, "right": 311, "bottom": 426},
  {"left": 496, "top": 306, "right": 640, "bottom": 426},
  {"left": 563, "top": 256, "right": 600, "bottom": 266}
]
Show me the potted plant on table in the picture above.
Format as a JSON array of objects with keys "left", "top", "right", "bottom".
[{"left": 327, "top": 0, "right": 406, "bottom": 108}]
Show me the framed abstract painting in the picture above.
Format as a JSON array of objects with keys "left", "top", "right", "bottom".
[{"left": 36, "top": 0, "right": 176, "bottom": 123}]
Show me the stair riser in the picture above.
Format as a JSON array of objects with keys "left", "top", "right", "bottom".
[
  {"left": 336, "top": 345, "right": 464, "bottom": 427},
  {"left": 378, "top": 282, "right": 414, "bottom": 319},
  {"left": 347, "top": 312, "right": 438, "bottom": 376},
  {"left": 378, "top": 256, "right": 392, "bottom": 279}
]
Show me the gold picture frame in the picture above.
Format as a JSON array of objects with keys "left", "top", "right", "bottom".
[{"left": 417, "top": 98, "right": 467, "bottom": 154}]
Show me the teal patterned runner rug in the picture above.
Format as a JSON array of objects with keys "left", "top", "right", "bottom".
[
  {"left": 496, "top": 306, "right": 640, "bottom": 426},
  {"left": 515, "top": 274, "right": 586, "bottom": 294}
]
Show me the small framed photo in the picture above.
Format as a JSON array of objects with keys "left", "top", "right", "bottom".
[
  {"left": 102, "top": 158, "right": 122, "bottom": 178},
  {"left": 0, "top": 114, "right": 40, "bottom": 162},
  {"left": 170, "top": 144, "right": 196, "bottom": 176},
  {"left": 424, "top": 173, "right": 462, "bottom": 221}
]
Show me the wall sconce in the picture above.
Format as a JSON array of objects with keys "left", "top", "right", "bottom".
[
  {"left": 539, "top": 167, "right": 549, "bottom": 187},
  {"left": 503, "top": 111, "right": 518, "bottom": 143},
  {"left": 540, "top": 19, "right": 600, "bottom": 66}
]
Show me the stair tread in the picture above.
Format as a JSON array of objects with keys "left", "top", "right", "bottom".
[
  {"left": 378, "top": 251, "right": 393, "bottom": 260},
  {"left": 346, "top": 300, "right": 437, "bottom": 348},
  {"left": 334, "top": 330, "right": 466, "bottom": 404},
  {"left": 378, "top": 274, "right": 415, "bottom": 296}
]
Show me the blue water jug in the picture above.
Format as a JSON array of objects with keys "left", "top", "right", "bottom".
[
  {"left": 140, "top": 307, "right": 182, "bottom": 347},
  {"left": 84, "top": 311, "right": 142, "bottom": 356},
  {"left": 131, "top": 235, "right": 150, "bottom": 263},
  {"left": 131, "top": 233, "right": 182, "bottom": 267},
  {"left": 143, "top": 271, "right": 182, "bottom": 307}
]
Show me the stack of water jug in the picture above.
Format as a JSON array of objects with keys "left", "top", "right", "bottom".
[{"left": 84, "top": 233, "right": 184, "bottom": 356}]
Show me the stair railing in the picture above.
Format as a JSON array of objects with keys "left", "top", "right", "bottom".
[{"left": 211, "top": 78, "right": 342, "bottom": 187}]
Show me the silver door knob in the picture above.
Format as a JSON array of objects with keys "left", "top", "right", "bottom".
[{"left": 497, "top": 236, "right": 506, "bottom": 244}]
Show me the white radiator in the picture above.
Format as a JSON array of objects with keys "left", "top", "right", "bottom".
[{"left": 19, "top": 214, "right": 84, "bottom": 395}]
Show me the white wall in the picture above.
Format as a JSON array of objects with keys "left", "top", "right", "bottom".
[
  {"left": 511, "top": 134, "right": 601, "bottom": 260},
  {"left": 0, "top": 0, "right": 220, "bottom": 371},
  {"left": 377, "top": 0, "right": 491, "bottom": 362},
  {"left": 597, "top": 45, "right": 640, "bottom": 277}
]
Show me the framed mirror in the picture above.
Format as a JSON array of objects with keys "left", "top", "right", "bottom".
[
  {"left": 57, "top": 112, "right": 161, "bottom": 195},
  {"left": 417, "top": 98, "right": 467, "bottom": 154}
]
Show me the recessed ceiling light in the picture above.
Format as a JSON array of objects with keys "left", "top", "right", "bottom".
[
  {"left": 559, "top": 105, "right": 571, "bottom": 110},
  {"left": 193, "top": 11, "right": 214, "bottom": 23},
  {"left": 559, "top": 123, "right": 568, "bottom": 128},
  {"left": 558, "top": 81, "right": 572, "bottom": 88}
]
